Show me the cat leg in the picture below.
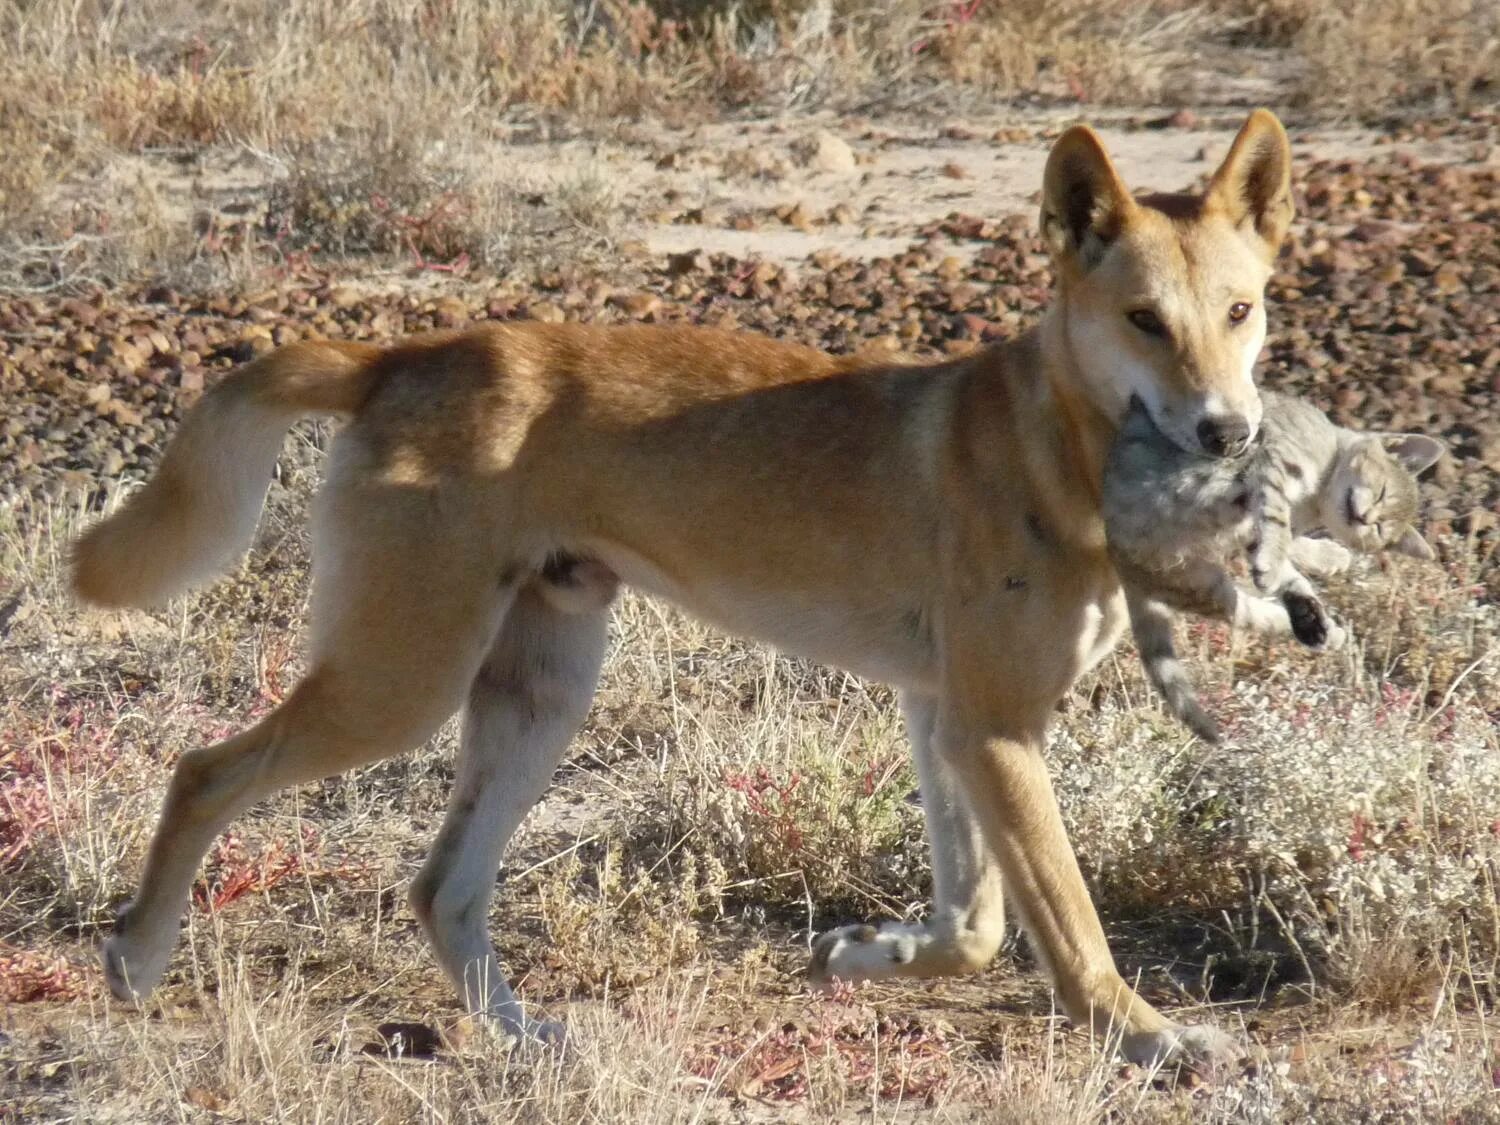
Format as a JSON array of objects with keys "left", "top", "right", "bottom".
[
  {"left": 1247, "top": 476, "right": 1297, "bottom": 593},
  {"left": 1276, "top": 570, "right": 1347, "bottom": 651},
  {"left": 1114, "top": 553, "right": 1324, "bottom": 649}
]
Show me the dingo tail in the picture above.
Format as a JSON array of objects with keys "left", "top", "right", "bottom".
[{"left": 71, "top": 339, "right": 382, "bottom": 607}]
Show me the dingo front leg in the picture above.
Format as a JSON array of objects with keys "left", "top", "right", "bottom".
[
  {"left": 934, "top": 710, "right": 1239, "bottom": 1073},
  {"left": 810, "top": 692, "right": 1006, "bottom": 983}
]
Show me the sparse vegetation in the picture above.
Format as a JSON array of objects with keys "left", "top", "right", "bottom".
[
  {"left": 1, "top": 0, "right": 1494, "bottom": 289},
  {"left": 2, "top": 1, "right": 1498, "bottom": 1119},
  {"left": 4, "top": 440, "right": 1497, "bottom": 1118},
  {"left": 1244, "top": 0, "right": 1499, "bottom": 111}
]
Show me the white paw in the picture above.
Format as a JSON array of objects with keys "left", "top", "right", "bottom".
[
  {"left": 1122, "top": 1022, "right": 1242, "bottom": 1076},
  {"left": 487, "top": 1002, "right": 568, "bottom": 1047},
  {"left": 1322, "top": 544, "right": 1353, "bottom": 575},
  {"left": 808, "top": 922, "right": 919, "bottom": 984},
  {"left": 524, "top": 1018, "right": 568, "bottom": 1047},
  {"left": 101, "top": 922, "right": 174, "bottom": 1004},
  {"left": 443, "top": 1013, "right": 567, "bottom": 1056}
]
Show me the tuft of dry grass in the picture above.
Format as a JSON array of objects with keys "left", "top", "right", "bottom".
[{"left": 1242, "top": 0, "right": 1499, "bottom": 111}]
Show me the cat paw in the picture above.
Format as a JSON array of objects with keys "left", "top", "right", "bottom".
[
  {"left": 1283, "top": 591, "right": 1330, "bottom": 648},
  {"left": 1316, "top": 542, "right": 1353, "bottom": 575},
  {"left": 1292, "top": 539, "right": 1353, "bottom": 578}
]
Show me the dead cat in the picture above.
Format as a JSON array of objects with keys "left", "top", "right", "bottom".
[{"left": 1104, "top": 391, "right": 1443, "bottom": 742}]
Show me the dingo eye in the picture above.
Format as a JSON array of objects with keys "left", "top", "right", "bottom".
[
  {"left": 1127, "top": 309, "right": 1166, "bottom": 337},
  {"left": 1228, "top": 301, "right": 1252, "bottom": 324}
]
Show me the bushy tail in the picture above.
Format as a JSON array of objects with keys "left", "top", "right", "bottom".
[
  {"left": 72, "top": 339, "right": 383, "bottom": 608},
  {"left": 1125, "top": 590, "right": 1220, "bottom": 744}
]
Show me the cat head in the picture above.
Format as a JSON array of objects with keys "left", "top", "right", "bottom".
[{"left": 1322, "top": 433, "right": 1445, "bottom": 559}]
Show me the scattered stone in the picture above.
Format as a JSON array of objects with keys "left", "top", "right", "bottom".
[
  {"left": 799, "top": 129, "right": 857, "bottom": 175},
  {"left": 609, "top": 292, "right": 661, "bottom": 319},
  {"left": 1, "top": 150, "right": 1497, "bottom": 561}
]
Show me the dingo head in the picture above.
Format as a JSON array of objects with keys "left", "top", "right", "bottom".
[{"left": 1041, "top": 109, "right": 1294, "bottom": 457}]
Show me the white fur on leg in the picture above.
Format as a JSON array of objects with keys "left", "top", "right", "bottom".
[
  {"left": 1233, "top": 593, "right": 1291, "bottom": 634},
  {"left": 808, "top": 691, "right": 1008, "bottom": 986},
  {"left": 411, "top": 590, "right": 609, "bottom": 1046}
]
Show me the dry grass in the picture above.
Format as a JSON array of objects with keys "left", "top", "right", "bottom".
[
  {"left": 1, "top": 0, "right": 1492, "bottom": 289},
  {"left": 1243, "top": 0, "right": 1499, "bottom": 112},
  {"left": 3, "top": 424, "right": 1498, "bottom": 1118}
]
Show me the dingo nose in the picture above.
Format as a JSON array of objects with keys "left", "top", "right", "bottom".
[{"left": 1197, "top": 415, "right": 1251, "bottom": 457}]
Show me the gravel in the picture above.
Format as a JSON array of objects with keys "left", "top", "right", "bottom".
[{"left": 3, "top": 150, "right": 1495, "bottom": 592}]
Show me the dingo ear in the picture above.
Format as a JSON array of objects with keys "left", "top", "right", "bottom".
[
  {"left": 1207, "top": 109, "right": 1294, "bottom": 260},
  {"left": 1041, "top": 125, "right": 1136, "bottom": 274},
  {"left": 1380, "top": 432, "right": 1445, "bottom": 476}
]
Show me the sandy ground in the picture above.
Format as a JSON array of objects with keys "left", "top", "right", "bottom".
[
  {"left": 523, "top": 108, "right": 1490, "bottom": 262},
  {"left": 111, "top": 107, "right": 1494, "bottom": 292}
]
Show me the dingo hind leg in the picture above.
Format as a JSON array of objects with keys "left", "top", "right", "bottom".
[
  {"left": 408, "top": 583, "right": 610, "bottom": 1042},
  {"left": 810, "top": 692, "right": 1007, "bottom": 983},
  {"left": 103, "top": 481, "right": 517, "bottom": 1003}
]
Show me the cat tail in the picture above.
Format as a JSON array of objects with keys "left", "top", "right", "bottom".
[{"left": 1126, "top": 589, "right": 1221, "bottom": 743}]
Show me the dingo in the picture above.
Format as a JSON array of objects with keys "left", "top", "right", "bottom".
[{"left": 73, "top": 110, "right": 1294, "bottom": 1072}]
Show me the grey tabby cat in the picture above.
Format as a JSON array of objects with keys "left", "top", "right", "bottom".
[{"left": 1104, "top": 391, "right": 1443, "bottom": 742}]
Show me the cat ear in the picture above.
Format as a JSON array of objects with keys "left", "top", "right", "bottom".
[
  {"left": 1391, "top": 527, "right": 1435, "bottom": 560},
  {"left": 1380, "top": 433, "right": 1445, "bottom": 476}
]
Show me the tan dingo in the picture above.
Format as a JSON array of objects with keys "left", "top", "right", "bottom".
[{"left": 73, "top": 110, "right": 1295, "bottom": 1072}]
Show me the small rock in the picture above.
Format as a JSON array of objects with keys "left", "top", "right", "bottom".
[
  {"left": 603, "top": 292, "right": 657, "bottom": 319},
  {"left": 1458, "top": 509, "right": 1497, "bottom": 535},
  {"left": 775, "top": 201, "right": 815, "bottom": 231},
  {"left": 665, "top": 250, "right": 707, "bottom": 276},
  {"left": 803, "top": 130, "right": 857, "bottom": 175},
  {"left": 955, "top": 314, "right": 992, "bottom": 338}
]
